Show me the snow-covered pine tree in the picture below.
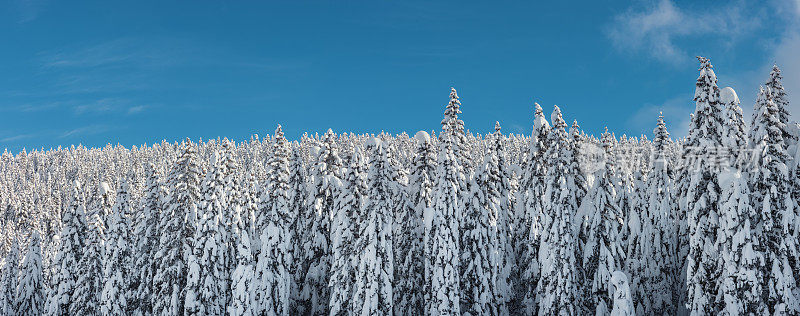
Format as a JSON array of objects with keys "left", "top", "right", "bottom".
[
  {"left": 184, "top": 152, "right": 227, "bottom": 316},
  {"left": 749, "top": 86, "right": 799, "bottom": 314},
  {"left": 15, "top": 231, "right": 44, "bottom": 316},
  {"left": 720, "top": 87, "right": 748, "bottom": 166},
  {"left": 153, "top": 140, "right": 202, "bottom": 316},
  {"left": 427, "top": 114, "right": 463, "bottom": 316},
  {"left": 2, "top": 237, "right": 20, "bottom": 316},
  {"left": 70, "top": 183, "right": 107, "bottom": 316},
  {"left": 536, "top": 105, "right": 584, "bottom": 315},
  {"left": 684, "top": 56, "right": 726, "bottom": 315},
  {"left": 716, "top": 169, "right": 765, "bottom": 315},
  {"left": 514, "top": 102, "right": 550, "bottom": 315},
  {"left": 351, "top": 138, "right": 395, "bottom": 315},
  {"left": 220, "top": 139, "right": 241, "bottom": 309},
  {"left": 328, "top": 144, "right": 366, "bottom": 316},
  {"left": 287, "top": 143, "right": 307, "bottom": 314},
  {"left": 765, "top": 64, "right": 793, "bottom": 141},
  {"left": 411, "top": 131, "right": 437, "bottom": 316},
  {"left": 442, "top": 87, "right": 468, "bottom": 171},
  {"left": 255, "top": 125, "right": 293, "bottom": 316},
  {"left": 636, "top": 113, "right": 678, "bottom": 315},
  {"left": 229, "top": 202, "right": 255, "bottom": 316},
  {"left": 133, "top": 164, "right": 166, "bottom": 316},
  {"left": 460, "top": 123, "right": 504, "bottom": 316},
  {"left": 299, "top": 129, "right": 342, "bottom": 316},
  {"left": 581, "top": 127, "right": 625, "bottom": 316},
  {"left": 101, "top": 177, "right": 133, "bottom": 316},
  {"left": 46, "top": 181, "right": 86, "bottom": 316}
]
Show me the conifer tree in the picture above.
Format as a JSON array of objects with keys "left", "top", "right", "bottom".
[
  {"left": 46, "top": 181, "right": 86, "bottom": 316},
  {"left": 184, "top": 153, "right": 227, "bottom": 316},
  {"left": 765, "top": 65, "right": 792, "bottom": 141},
  {"left": 2, "top": 238, "right": 20, "bottom": 316},
  {"left": 411, "top": 131, "right": 437, "bottom": 316},
  {"left": 427, "top": 115, "right": 463, "bottom": 316},
  {"left": 153, "top": 140, "right": 202, "bottom": 316},
  {"left": 133, "top": 165, "right": 166, "bottom": 315},
  {"left": 749, "top": 86, "right": 799, "bottom": 314},
  {"left": 351, "top": 138, "right": 395, "bottom": 315},
  {"left": 70, "top": 183, "right": 107, "bottom": 316},
  {"left": 329, "top": 145, "right": 366, "bottom": 316},
  {"left": 460, "top": 124, "right": 503, "bottom": 316},
  {"left": 299, "top": 129, "right": 341, "bottom": 315},
  {"left": 684, "top": 56, "right": 726, "bottom": 315},
  {"left": 581, "top": 128, "right": 625, "bottom": 316},
  {"left": 514, "top": 103, "right": 550, "bottom": 315},
  {"left": 15, "top": 231, "right": 44, "bottom": 316},
  {"left": 101, "top": 177, "right": 133, "bottom": 316},
  {"left": 255, "top": 125, "right": 293, "bottom": 316},
  {"left": 536, "top": 105, "right": 584, "bottom": 315}
]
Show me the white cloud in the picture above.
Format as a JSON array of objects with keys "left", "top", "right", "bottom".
[{"left": 607, "top": 0, "right": 762, "bottom": 64}]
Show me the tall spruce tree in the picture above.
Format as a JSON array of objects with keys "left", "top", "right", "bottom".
[
  {"left": 70, "top": 183, "right": 107, "bottom": 316},
  {"left": 2, "top": 237, "right": 20, "bottom": 316},
  {"left": 299, "top": 129, "right": 341, "bottom": 315},
  {"left": 255, "top": 125, "right": 293, "bottom": 316},
  {"left": 684, "top": 56, "right": 726, "bottom": 315},
  {"left": 351, "top": 138, "right": 395, "bottom": 315},
  {"left": 536, "top": 105, "right": 584, "bottom": 315},
  {"left": 153, "top": 140, "right": 202, "bottom": 316},
  {"left": 15, "top": 231, "right": 44, "bottom": 316},
  {"left": 329, "top": 145, "right": 366, "bottom": 316},
  {"left": 46, "top": 181, "right": 86, "bottom": 316},
  {"left": 749, "top": 86, "right": 799, "bottom": 314},
  {"left": 514, "top": 103, "right": 550, "bottom": 315},
  {"left": 101, "top": 177, "right": 133, "bottom": 316},
  {"left": 581, "top": 128, "right": 625, "bottom": 316},
  {"left": 184, "top": 153, "right": 227, "bottom": 316},
  {"left": 133, "top": 164, "right": 166, "bottom": 316},
  {"left": 412, "top": 131, "right": 438, "bottom": 316}
]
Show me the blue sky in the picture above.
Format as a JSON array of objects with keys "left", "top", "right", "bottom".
[{"left": 1, "top": 0, "right": 799, "bottom": 152}]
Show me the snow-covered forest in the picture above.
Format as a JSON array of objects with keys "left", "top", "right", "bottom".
[{"left": 0, "top": 56, "right": 798, "bottom": 315}]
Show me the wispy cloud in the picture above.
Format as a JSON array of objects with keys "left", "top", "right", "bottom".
[
  {"left": 0, "top": 133, "right": 37, "bottom": 143},
  {"left": 127, "top": 105, "right": 147, "bottom": 114},
  {"left": 59, "top": 125, "right": 112, "bottom": 138},
  {"left": 606, "top": 0, "right": 763, "bottom": 64}
]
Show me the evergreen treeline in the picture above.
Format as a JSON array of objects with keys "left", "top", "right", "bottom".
[{"left": 1, "top": 57, "right": 798, "bottom": 315}]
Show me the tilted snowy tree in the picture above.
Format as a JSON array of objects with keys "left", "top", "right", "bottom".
[
  {"left": 684, "top": 56, "right": 726, "bottom": 315},
  {"left": 132, "top": 164, "right": 166, "bottom": 316},
  {"left": 580, "top": 128, "right": 625, "bottom": 316},
  {"left": 70, "top": 183, "right": 107, "bottom": 316},
  {"left": 15, "top": 231, "right": 44, "bottom": 316},
  {"left": 351, "top": 138, "right": 395, "bottom": 316},
  {"left": 2, "top": 237, "right": 20, "bottom": 316},
  {"left": 298, "top": 129, "right": 342, "bottom": 316},
  {"left": 536, "top": 105, "right": 585, "bottom": 315},
  {"left": 101, "top": 177, "right": 134, "bottom": 316},
  {"left": 255, "top": 125, "right": 293, "bottom": 316},
  {"left": 427, "top": 124, "right": 463, "bottom": 315},
  {"left": 513, "top": 102, "right": 550, "bottom": 315},
  {"left": 410, "top": 131, "right": 437, "bottom": 316},
  {"left": 184, "top": 153, "right": 227, "bottom": 316},
  {"left": 153, "top": 140, "right": 202, "bottom": 316},
  {"left": 329, "top": 145, "right": 366, "bottom": 316},
  {"left": 46, "top": 181, "right": 86, "bottom": 316},
  {"left": 749, "top": 86, "right": 799, "bottom": 314},
  {"left": 460, "top": 124, "right": 504, "bottom": 316}
]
